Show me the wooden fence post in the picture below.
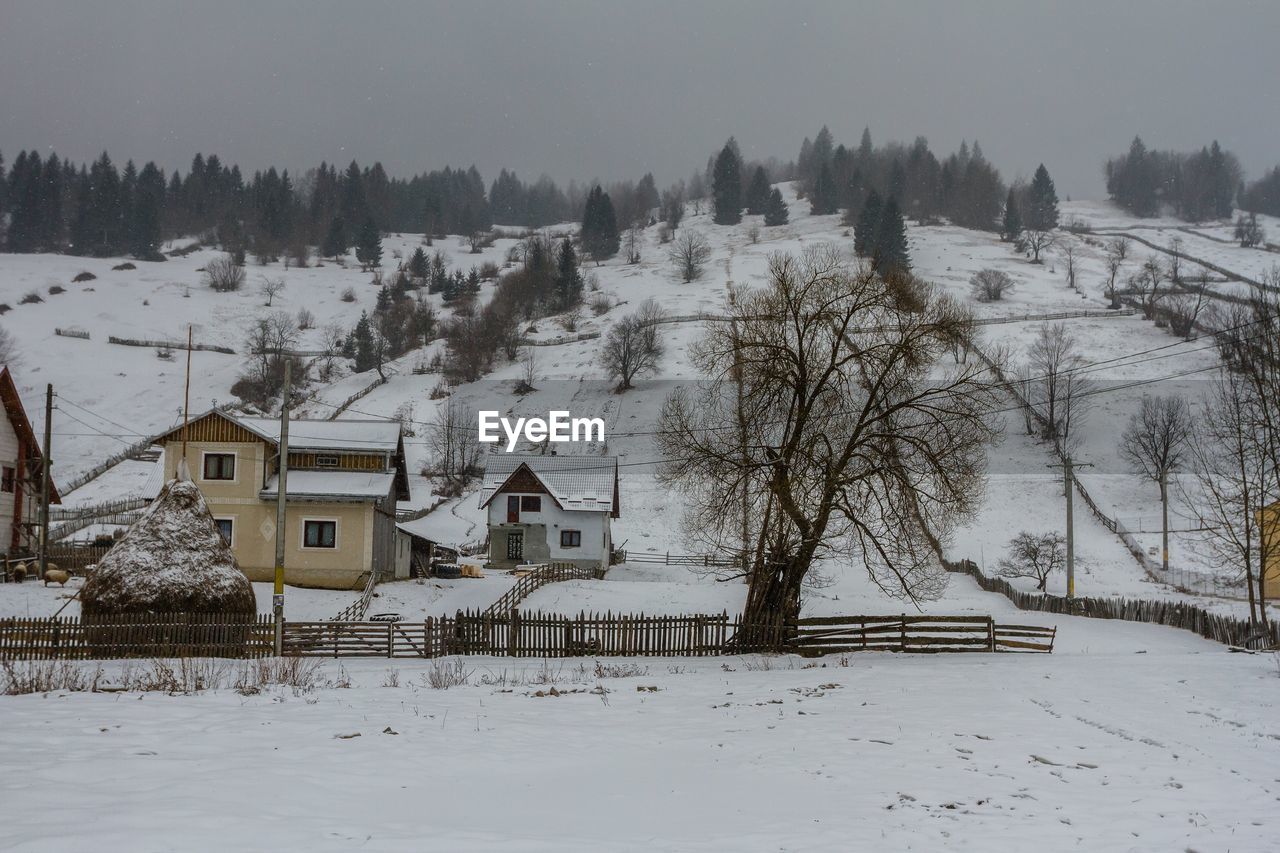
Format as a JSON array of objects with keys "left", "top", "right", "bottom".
[
  {"left": 987, "top": 617, "right": 996, "bottom": 652},
  {"left": 899, "top": 615, "right": 906, "bottom": 652}
]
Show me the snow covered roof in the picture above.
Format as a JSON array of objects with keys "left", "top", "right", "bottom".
[
  {"left": 478, "top": 454, "right": 619, "bottom": 515},
  {"left": 261, "top": 471, "right": 395, "bottom": 501},
  {"left": 238, "top": 417, "right": 402, "bottom": 454}
]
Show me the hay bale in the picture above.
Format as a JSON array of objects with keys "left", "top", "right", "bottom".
[{"left": 80, "top": 479, "right": 255, "bottom": 616}]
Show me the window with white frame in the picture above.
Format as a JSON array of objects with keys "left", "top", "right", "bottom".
[{"left": 303, "top": 519, "right": 337, "bottom": 548}]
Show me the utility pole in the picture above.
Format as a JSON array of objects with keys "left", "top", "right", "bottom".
[
  {"left": 1047, "top": 455, "right": 1092, "bottom": 601},
  {"left": 273, "top": 360, "right": 291, "bottom": 656},
  {"left": 38, "top": 384, "right": 52, "bottom": 581}
]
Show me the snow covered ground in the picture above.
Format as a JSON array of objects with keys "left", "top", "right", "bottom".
[{"left": 2, "top": 581, "right": 1277, "bottom": 852}]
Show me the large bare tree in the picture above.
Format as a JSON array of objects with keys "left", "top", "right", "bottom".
[
  {"left": 1026, "top": 322, "right": 1091, "bottom": 452},
  {"left": 425, "top": 396, "right": 483, "bottom": 495},
  {"left": 657, "top": 247, "right": 1000, "bottom": 639},
  {"left": 601, "top": 300, "right": 665, "bottom": 391},
  {"left": 1120, "top": 395, "right": 1193, "bottom": 572}
]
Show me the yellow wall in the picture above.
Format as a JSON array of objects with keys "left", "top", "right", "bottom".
[
  {"left": 1263, "top": 503, "right": 1280, "bottom": 600},
  {"left": 163, "top": 440, "right": 374, "bottom": 589}
]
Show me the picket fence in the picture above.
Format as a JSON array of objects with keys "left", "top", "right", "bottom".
[{"left": 944, "top": 557, "right": 1278, "bottom": 648}]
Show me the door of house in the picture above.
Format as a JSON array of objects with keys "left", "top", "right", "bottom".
[
  {"left": 506, "top": 530, "right": 524, "bottom": 561},
  {"left": 506, "top": 496, "right": 520, "bottom": 523}
]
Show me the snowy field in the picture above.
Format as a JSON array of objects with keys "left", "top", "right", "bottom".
[{"left": 2, "top": 581, "right": 1277, "bottom": 853}]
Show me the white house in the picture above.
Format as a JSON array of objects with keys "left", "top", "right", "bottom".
[{"left": 478, "top": 454, "right": 619, "bottom": 571}]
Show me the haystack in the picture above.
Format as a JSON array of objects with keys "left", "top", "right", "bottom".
[{"left": 80, "top": 478, "right": 256, "bottom": 616}]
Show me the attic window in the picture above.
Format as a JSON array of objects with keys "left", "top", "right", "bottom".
[
  {"left": 316, "top": 455, "right": 340, "bottom": 468},
  {"left": 520, "top": 496, "right": 541, "bottom": 512}
]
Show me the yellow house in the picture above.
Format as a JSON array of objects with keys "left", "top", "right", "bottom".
[
  {"left": 158, "top": 409, "right": 409, "bottom": 589},
  {"left": 1263, "top": 500, "right": 1280, "bottom": 600}
]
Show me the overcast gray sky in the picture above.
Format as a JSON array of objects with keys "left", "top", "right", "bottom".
[{"left": 2, "top": 0, "right": 1277, "bottom": 198}]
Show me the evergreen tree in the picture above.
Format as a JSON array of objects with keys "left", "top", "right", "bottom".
[
  {"left": 130, "top": 162, "right": 166, "bottom": 259},
  {"left": 745, "top": 166, "right": 770, "bottom": 215},
  {"left": 6, "top": 151, "right": 42, "bottom": 252},
  {"left": 84, "top": 152, "right": 122, "bottom": 255},
  {"left": 581, "top": 185, "right": 620, "bottom": 259},
  {"left": 712, "top": 140, "right": 743, "bottom": 225},
  {"left": 554, "top": 237, "right": 583, "bottom": 308},
  {"left": 351, "top": 312, "right": 376, "bottom": 372},
  {"left": 0, "top": 151, "right": 6, "bottom": 232},
  {"left": 40, "top": 153, "right": 65, "bottom": 251},
  {"left": 810, "top": 161, "right": 839, "bottom": 215},
  {"left": 322, "top": 215, "right": 347, "bottom": 258},
  {"left": 872, "top": 198, "right": 910, "bottom": 273},
  {"left": 408, "top": 246, "right": 429, "bottom": 280},
  {"left": 857, "top": 127, "right": 873, "bottom": 162},
  {"left": 1001, "top": 188, "right": 1022, "bottom": 242},
  {"left": 1026, "top": 163, "right": 1059, "bottom": 231},
  {"left": 354, "top": 216, "right": 382, "bottom": 269},
  {"left": 68, "top": 168, "right": 93, "bottom": 254},
  {"left": 119, "top": 160, "right": 138, "bottom": 255},
  {"left": 854, "top": 190, "right": 883, "bottom": 257},
  {"left": 763, "top": 187, "right": 789, "bottom": 227}
]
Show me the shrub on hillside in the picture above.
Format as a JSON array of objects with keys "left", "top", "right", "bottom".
[
  {"left": 72, "top": 271, "right": 96, "bottom": 282},
  {"left": 48, "top": 285, "right": 65, "bottom": 296},
  {"left": 112, "top": 262, "right": 136, "bottom": 271},
  {"left": 340, "top": 287, "right": 356, "bottom": 303},
  {"left": 204, "top": 255, "right": 246, "bottom": 292},
  {"left": 19, "top": 291, "right": 42, "bottom": 305}
]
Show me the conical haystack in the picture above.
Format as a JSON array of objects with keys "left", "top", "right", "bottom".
[{"left": 81, "top": 479, "right": 256, "bottom": 616}]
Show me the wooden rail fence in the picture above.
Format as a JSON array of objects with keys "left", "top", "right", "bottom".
[
  {"left": 0, "top": 609, "right": 1055, "bottom": 661},
  {"left": 944, "top": 557, "right": 1279, "bottom": 648},
  {"left": 482, "top": 562, "right": 602, "bottom": 617},
  {"left": 618, "top": 550, "right": 742, "bottom": 568},
  {"left": 0, "top": 613, "right": 274, "bottom": 660}
]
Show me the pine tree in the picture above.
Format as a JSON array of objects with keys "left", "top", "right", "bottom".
[
  {"left": 352, "top": 312, "right": 376, "bottom": 372},
  {"left": 872, "top": 197, "right": 910, "bottom": 274},
  {"left": 119, "top": 160, "right": 138, "bottom": 256},
  {"left": 130, "top": 162, "right": 166, "bottom": 259},
  {"left": 555, "top": 237, "right": 583, "bottom": 307},
  {"left": 354, "top": 216, "right": 382, "bottom": 269},
  {"left": 40, "top": 153, "right": 65, "bottom": 251},
  {"left": 763, "top": 187, "right": 789, "bottom": 226},
  {"left": 1001, "top": 188, "right": 1022, "bottom": 242},
  {"left": 745, "top": 166, "right": 770, "bottom": 215},
  {"left": 322, "top": 215, "right": 347, "bottom": 258},
  {"left": 854, "top": 190, "right": 883, "bottom": 257},
  {"left": 408, "top": 246, "right": 429, "bottom": 280},
  {"left": 581, "top": 185, "right": 620, "bottom": 260},
  {"left": 1026, "top": 164, "right": 1059, "bottom": 231},
  {"left": 810, "top": 161, "right": 839, "bottom": 215},
  {"left": 6, "top": 151, "right": 42, "bottom": 252},
  {"left": 712, "top": 140, "right": 743, "bottom": 225}
]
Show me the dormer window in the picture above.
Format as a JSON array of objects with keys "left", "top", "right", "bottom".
[{"left": 316, "top": 455, "right": 339, "bottom": 468}]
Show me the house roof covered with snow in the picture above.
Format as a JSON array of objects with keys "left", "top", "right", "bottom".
[
  {"left": 238, "top": 417, "right": 402, "bottom": 454},
  {"left": 260, "top": 471, "right": 396, "bottom": 502},
  {"left": 478, "top": 454, "right": 619, "bottom": 516}
]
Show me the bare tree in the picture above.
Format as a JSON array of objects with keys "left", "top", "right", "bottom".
[
  {"left": 624, "top": 225, "right": 643, "bottom": 264},
  {"left": 296, "top": 307, "right": 315, "bottom": 330},
  {"left": 1026, "top": 322, "right": 1090, "bottom": 451},
  {"left": 1129, "top": 255, "right": 1167, "bottom": 320},
  {"left": 260, "top": 276, "right": 286, "bottom": 306},
  {"left": 1059, "top": 244, "right": 1078, "bottom": 291},
  {"left": 1234, "top": 213, "right": 1264, "bottom": 248},
  {"left": 657, "top": 246, "right": 1000, "bottom": 637},
  {"left": 235, "top": 312, "right": 300, "bottom": 408},
  {"left": 1120, "top": 395, "right": 1193, "bottom": 572},
  {"left": 668, "top": 231, "right": 712, "bottom": 282},
  {"left": 204, "top": 254, "right": 246, "bottom": 292},
  {"left": 0, "top": 325, "right": 18, "bottom": 367},
  {"left": 1166, "top": 272, "right": 1209, "bottom": 339},
  {"left": 997, "top": 531, "right": 1066, "bottom": 591},
  {"left": 600, "top": 300, "right": 665, "bottom": 392},
  {"left": 514, "top": 346, "right": 537, "bottom": 394},
  {"left": 317, "top": 322, "right": 346, "bottom": 381},
  {"left": 969, "top": 268, "right": 1016, "bottom": 302},
  {"left": 1103, "top": 238, "right": 1128, "bottom": 308},
  {"left": 1165, "top": 237, "right": 1184, "bottom": 285},
  {"left": 425, "top": 396, "right": 482, "bottom": 494},
  {"left": 1022, "top": 229, "right": 1056, "bottom": 264}
]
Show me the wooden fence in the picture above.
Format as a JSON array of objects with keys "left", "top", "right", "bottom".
[
  {"left": 107, "top": 335, "right": 235, "bottom": 355},
  {"left": 944, "top": 557, "right": 1280, "bottom": 648},
  {"left": 0, "top": 613, "right": 274, "bottom": 660},
  {"left": 619, "top": 550, "right": 742, "bottom": 568},
  {"left": 482, "top": 562, "right": 602, "bottom": 617},
  {"left": 790, "top": 614, "right": 1055, "bottom": 655},
  {"left": 54, "top": 328, "right": 91, "bottom": 340},
  {"left": 1, "top": 607, "right": 1054, "bottom": 660}
]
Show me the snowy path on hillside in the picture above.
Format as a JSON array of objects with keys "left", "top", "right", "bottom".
[{"left": 2, "top": 598, "right": 1277, "bottom": 852}]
